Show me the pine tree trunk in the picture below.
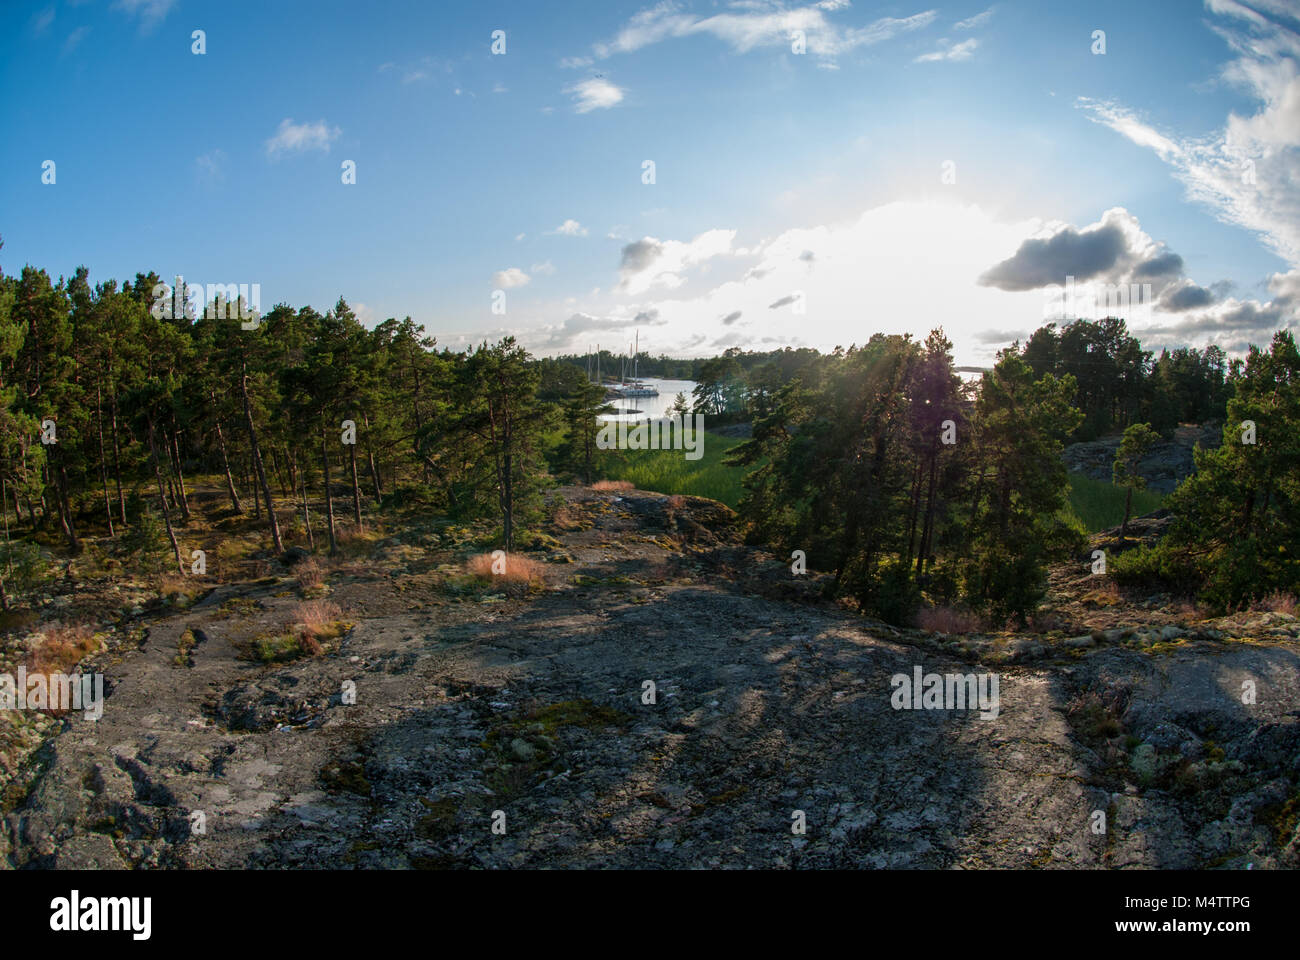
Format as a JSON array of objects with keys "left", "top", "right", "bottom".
[
  {"left": 110, "top": 393, "right": 127, "bottom": 526},
  {"left": 56, "top": 456, "right": 81, "bottom": 553},
  {"left": 320, "top": 428, "right": 338, "bottom": 555},
  {"left": 300, "top": 466, "right": 314, "bottom": 551},
  {"left": 349, "top": 442, "right": 362, "bottom": 526},
  {"left": 95, "top": 380, "right": 115, "bottom": 537},
  {"left": 149, "top": 422, "right": 185, "bottom": 575},
  {"left": 212, "top": 401, "right": 243, "bottom": 514},
  {"left": 241, "top": 359, "right": 283, "bottom": 552},
  {"left": 363, "top": 413, "right": 382, "bottom": 504},
  {"left": 170, "top": 425, "right": 191, "bottom": 519}
]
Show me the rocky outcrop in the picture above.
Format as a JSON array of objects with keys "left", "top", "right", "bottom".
[
  {"left": 2, "top": 487, "right": 1296, "bottom": 870},
  {"left": 1063, "top": 423, "right": 1221, "bottom": 493}
]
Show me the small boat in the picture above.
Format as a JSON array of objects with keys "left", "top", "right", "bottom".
[{"left": 609, "top": 330, "right": 660, "bottom": 398}]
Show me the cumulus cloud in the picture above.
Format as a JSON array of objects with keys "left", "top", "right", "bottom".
[
  {"left": 1078, "top": 2, "right": 1300, "bottom": 267},
  {"left": 519, "top": 201, "right": 1295, "bottom": 364},
  {"left": 541, "top": 307, "right": 667, "bottom": 347},
  {"left": 265, "top": 119, "right": 341, "bottom": 157},
  {"left": 977, "top": 208, "right": 1140, "bottom": 291},
  {"left": 617, "top": 229, "right": 737, "bottom": 295},
  {"left": 549, "top": 219, "right": 588, "bottom": 236},
  {"left": 1134, "top": 267, "right": 1299, "bottom": 349},
  {"left": 1158, "top": 280, "right": 1217, "bottom": 312},
  {"left": 1133, "top": 251, "right": 1185, "bottom": 278},
  {"left": 565, "top": 77, "right": 625, "bottom": 113},
  {"left": 492, "top": 267, "right": 530, "bottom": 289},
  {"left": 970, "top": 207, "right": 1299, "bottom": 341}
]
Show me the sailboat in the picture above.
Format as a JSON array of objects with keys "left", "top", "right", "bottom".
[{"left": 610, "top": 331, "right": 660, "bottom": 398}]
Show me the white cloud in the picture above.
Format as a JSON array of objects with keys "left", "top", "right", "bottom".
[
  {"left": 955, "top": 6, "right": 996, "bottom": 29},
  {"left": 549, "top": 219, "right": 589, "bottom": 236},
  {"left": 195, "top": 150, "right": 225, "bottom": 183},
  {"left": 522, "top": 200, "right": 1294, "bottom": 362},
  {"left": 62, "top": 26, "right": 88, "bottom": 54},
  {"left": 578, "top": 2, "right": 938, "bottom": 64},
  {"left": 565, "top": 77, "right": 625, "bottom": 113},
  {"left": 914, "top": 37, "right": 978, "bottom": 62},
  {"left": 531, "top": 261, "right": 557, "bottom": 276},
  {"left": 31, "top": 7, "right": 54, "bottom": 34},
  {"left": 617, "top": 229, "right": 738, "bottom": 295},
  {"left": 264, "top": 119, "right": 341, "bottom": 158},
  {"left": 1078, "top": 3, "right": 1300, "bottom": 267},
  {"left": 492, "top": 267, "right": 531, "bottom": 289},
  {"left": 352, "top": 302, "right": 377, "bottom": 327},
  {"left": 112, "top": 0, "right": 175, "bottom": 30}
]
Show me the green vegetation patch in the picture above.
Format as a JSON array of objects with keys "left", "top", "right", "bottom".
[
  {"left": 1065, "top": 473, "right": 1164, "bottom": 534},
  {"left": 601, "top": 432, "right": 751, "bottom": 508}
]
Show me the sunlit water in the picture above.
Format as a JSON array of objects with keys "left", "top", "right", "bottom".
[{"left": 598, "top": 378, "right": 697, "bottom": 422}]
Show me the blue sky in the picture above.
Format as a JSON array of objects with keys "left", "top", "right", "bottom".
[{"left": 2, "top": 0, "right": 1298, "bottom": 364}]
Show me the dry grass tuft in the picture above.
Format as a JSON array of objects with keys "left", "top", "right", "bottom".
[
  {"left": 1171, "top": 597, "right": 1211, "bottom": 621},
  {"left": 295, "top": 558, "right": 325, "bottom": 593},
  {"left": 592, "top": 480, "right": 634, "bottom": 493},
  {"left": 916, "top": 605, "right": 982, "bottom": 634},
  {"left": 466, "top": 552, "right": 546, "bottom": 585},
  {"left": 293, "top": 599, "right": 345, "bottom": 638},
  {"left": 1253, "top": 591, "right": 1297, "bottom": 616},
  {"left": 26, "top": 622, "right": 102, "bottom": 676}
]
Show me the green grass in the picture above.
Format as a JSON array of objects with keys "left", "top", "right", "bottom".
[
  {"left": 601, "top": 431, "right": 750, "bottom": 507},
  {"left": 1066, "top": 472, "right": 1164, "bottom": 533},
  {"left": 601, "top": 432, "right": 1162, "bottom": 534}
]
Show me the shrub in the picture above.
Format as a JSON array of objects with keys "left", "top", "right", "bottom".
[
  {"left": 122, "top": 509, "right": 173, "bottom": 575},
  {"left": 0, "top": 539, "right": 53, "bottom": 608},
  {"left": 856, "top": 557, "right": 921, "bottom": 627},
  {"left": 1109, "top": 543, "right": 1205, "bottom": 595}
]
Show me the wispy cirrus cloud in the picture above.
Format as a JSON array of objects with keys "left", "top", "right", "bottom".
[
  {"left": 1078, "top": 1, "right": 1300, "bottom": 267},
  {"left": 955, "top": 6, "right": 996, "bottom": 30},
  {"left": 112, "top": 0, "right": 176, "bottom": 32},
  {"left": 264, "top": 119, "right": 341, "bottom": 158},
  {"left": 914, "top": 37, "right": 978, "bottom": 62},
  {"left": 569, "top": 1, "right": 937, "bottom": 67}
]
